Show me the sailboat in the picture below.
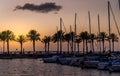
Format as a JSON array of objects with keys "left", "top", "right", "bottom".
[
  {"left": 58, "top": 13, "right": 81, "bottom": 65},
  {"left": 43, "top": 18, "right": 63, "bottom": 63},
  {"left": 98, "top": 0, "right": 120, "bottom": 71}
]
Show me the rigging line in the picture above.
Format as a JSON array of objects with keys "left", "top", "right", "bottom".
[
  {"left": 95, "top": 42, "right": 98, "bottom": 50},
  {"left": 110, "top": 4, "right": 120, "bottom": 36},
  {"left": 82, "top": 15, "right": 87, "bottom": 32},
  {"left": 62, "top": 20, "right": 67, "bottom": 33}
]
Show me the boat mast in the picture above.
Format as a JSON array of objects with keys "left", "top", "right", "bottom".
[
  {"left": 74, "top": 13, "right": 77, "bottom": 51},
  {"left": 98, "top": 14, "right": 101, "bottom": 53},
  {"left": 60, "top": 18, "right": 62, "bottom": 54},
  {"left": 109, "top": 1, "right": 120, "bottom": 36},
  {"left": 88, "top": 11, "right": 92, "bottom": 52},
  {"left": 70, "top": 25, "right": 73, "bottom": 52},
  {"left": 108, "top": 1, "right": 111, "bottom": 52},
  {"left": 56, "top": 26, "right": 59, "bottom": 52}
]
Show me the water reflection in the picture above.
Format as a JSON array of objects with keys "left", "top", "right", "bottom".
[{"left": 0, "top": 59, "right": 119, "bottom": 76}]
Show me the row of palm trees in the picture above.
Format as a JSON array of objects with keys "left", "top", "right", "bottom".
[
  {"left": 43, "top": 30, "right": 119, "bottom": 54},
  {"left": 0, "top": 30, "right": 40, "bottom": 54},
  {"left": 0, "top": 29, "right": 118, "bottom": 54}
]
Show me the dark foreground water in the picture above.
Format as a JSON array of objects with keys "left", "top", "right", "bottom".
[{"left": 0, "top": 59, "right": 119, "bottom": 76}]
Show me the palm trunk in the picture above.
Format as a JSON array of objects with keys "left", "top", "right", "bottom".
[
  {"left": 77, "top": 43, "right": 79, "bottom": 52},
  {"left": 45, "top": 43, "right": 47, "bottom": 52},
  {"left": 67, "top": 41, "right": 69, "bottom": 53},
  {"left": 83, "top": 40, "right": 85, "bottom": 54},
  {"left": 48, "top": 42, "right": 50, "bottom": 53},
  {"left": 99, "top": 41, "right": 102, "bottom": 53},
  {"left": 112, "top": 41, "right": 114, "bottom": 52},
  {"left": 71, "top": 37, "right": 73, "bottom": 52},
  {"left": 57, "top": 41, "right": 59, "bottom": 53},
  {"left": 3, "top": 41, "right": 5, "bottom": 53},
  {"left": 33, "top": 40, "right": 35, "bottom": 52},
  {"left": 86, "top": 39, "right": 88, "bottom": 53},
  {"left": 20, "top": 42, "right": 23, "bottom": 54},
  {"left": 102, "top": 40, "right": 105, "bottom": 53},
  {"left": 7, "top": 40, "right": 9, "bottom": 54},
  {"left": 92, "top": 40, "right": 94, "bottom": 53}
]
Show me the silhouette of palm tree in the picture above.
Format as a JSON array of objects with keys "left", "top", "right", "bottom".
[
  {"left": 80, "top": 31, "right": 89, "bottom": 54},
  {"left": 99, "top": 32, "right": 107, "bottom": 53},
  {"left": 42, "top": 36, "right": 51, "bottom": 53},
  {"left": 52, "top": 30, "right": 64, "bottom": 53},
  {"left": 42, "top": 36, "right": 47, "bottom": 52},
  {"left": 46, "top": 36, "right": 51, "bottom": 53},
  {"left": 16, "top": 35, "right": 27, "bottom": 54},
  {"left": 109, "top": 33, "right": 118, "bottom": 52},
  {"left": 75, "top": 35, "right": 82, "bottom": 52},
  {"left": 2, "top": 30, "right": 15, "bottom": 54},
  {"left": 64, "top": 33, "right": 71, "bottom": 52},
  {"left": 89, "top": 33, "right": 96, "bottom": 53},
  {"left": 69, "top": 31, "right": 75, "bottom": 52},
  {"left": 27, "top": 30, "right": 40, "bottom": 52},
  {"left": 0, "top": 31, "right": 7, "bottom": 53}
]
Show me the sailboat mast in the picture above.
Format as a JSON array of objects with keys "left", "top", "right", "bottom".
[
  {"left": 75, "top": 13, "right": 77, "bottom": 35},
  {"left": 74, "top": 13, "right": 77, "bottom": 51},
  {"left": 56, "top": 26, "right": 59, "bottom": 52},
  {"left": 88, "top": 11, "right": 91, "bottom": 35},
  {"left": 60, "top": 18, "right": 62, "bottom": 54},
  {"left": 88, "top": 11, "right": 92, "bottom": 52},
  {"left": 108, "top": 1, "right": 111, "bottom": 52},
  {"left": 98, "top": 14, "right": 101, "bottom": 52},
  {"left": 70, "top": 25, "right": 73, "bottom": 52}
]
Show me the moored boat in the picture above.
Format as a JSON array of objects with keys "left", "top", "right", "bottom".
[
  {"left": 108, "top": 59, "right": 120, "bottom": 72},
  {"left": 43, "top": 55, "right": 60, "bottom": 63},
  {"left": 82, "top": 56, "right": 100, "bottom": 68}
]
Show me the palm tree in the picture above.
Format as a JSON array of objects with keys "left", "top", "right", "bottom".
[
  {"left": 99, "top": 32, "right": 107, "bottom": 53},
  {"left": 46, "top": 36, "right": 51, "bottom": 53},
  {"left": 2, "top": 30, "right": 15, "bottom": 54},
  {"left": 89, "top": 33, "right": 96, "bottom": 53},
  {"left": 80, "top": 31, "right": 89, "bottom": 54},
  {"left": 42, "top": 36, "right": 51, "bottom": 53},
  {"left": 52, "top": 32, "right": 59, "bottom": 52},
  {"left": 27, "top": 30, "right": 40, "bottom": 52},
  {"left": 16, "top": 35, "right": 27, "bottom": 54},
  {"left": 52, "top": 30, "right": 64, "bottom": 53},
  {"left": 41, "top": 36, "right": 48, "bottom": 52},
  {"left": 64, "top": 33, "right": 71, "bottom": 52},
  {"left": 69, "top": 31, "right": 75, "bottom": 52},
  {"left": 75, "top": 35, "right": 82, "bottom": 52},
  {"left": 109, "top": 33, "right": 118, "bottom": 52},
  {"left": 80, "top": 32, "right": 85, "bottom": 54},
  {"left": 0, "top": 31, "right": 7, "bottom": 53}
]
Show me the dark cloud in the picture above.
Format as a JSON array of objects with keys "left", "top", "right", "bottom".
[
  {"left": 118, "top": 0, "right": 120, "bottom": 10},
  {"left": 14, "top": 2, "right": 62, "bottom": 13}
]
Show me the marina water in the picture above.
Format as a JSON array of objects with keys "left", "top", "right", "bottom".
[{"left": 0, "top": 59, "right": 119, "bottom": 76}]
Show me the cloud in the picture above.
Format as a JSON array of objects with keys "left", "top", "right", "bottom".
[{"left": 14, "top": 2, "right": 62, "bottom": 13}]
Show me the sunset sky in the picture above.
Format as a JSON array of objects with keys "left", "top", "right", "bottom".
[{"left": 0, "top": 0, "right": 120, "bottom": 51}]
